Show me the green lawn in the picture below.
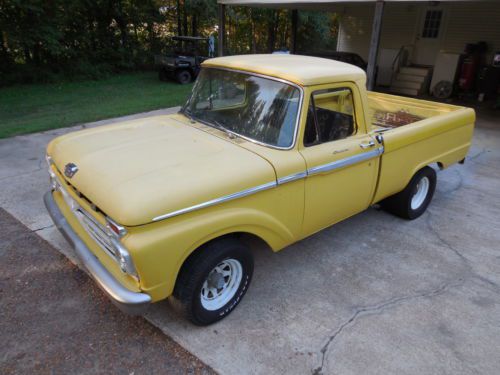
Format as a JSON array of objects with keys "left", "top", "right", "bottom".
[{"left": 0, "top": 72, "right": 193, "bottom": 138}]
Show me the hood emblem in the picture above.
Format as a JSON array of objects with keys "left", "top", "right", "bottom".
[{"left": 64, "top": 163, "right": 78, "bottom": 178}]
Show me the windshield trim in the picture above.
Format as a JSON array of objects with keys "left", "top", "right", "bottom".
[{"left": 182, "top": 67, "right": 304, "bottom": 151}]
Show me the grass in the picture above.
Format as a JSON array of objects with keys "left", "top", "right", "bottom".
[{"left": 0, "top": 72, "right": 193, "bottom": 138}]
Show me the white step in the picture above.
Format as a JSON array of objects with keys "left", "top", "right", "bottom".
[
  {"left": 391, "top": 80, "right": 422, "bottom": 90},
  {"left": 399, "top": 67, "right": 430, "bottom": 77},
  {"left": 396, "top": 73, "right": 426, "bottom": 83},
  {"left": 389, "top": 86, "right": 419, "bottom": 96}
]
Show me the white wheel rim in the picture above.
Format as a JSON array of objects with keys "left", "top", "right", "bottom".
[
  {"left": 200, "top": 259, "right": 243, "bottom": 311},
  {"left": 411, "top": 176, "right": 430, "bottom": 210}
]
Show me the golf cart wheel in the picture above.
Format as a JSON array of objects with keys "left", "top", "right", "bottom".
[
  {"left": 158, "top": 69, "right": 168, "bottom": 82},
  {"left": 380, "top": 166, "right": 436, "bottom": 220},
  {"left": 173, "top": 237, "right": 253, "bottom": 326},
  {"left": 176, "top": 69, "right": 192, "bottom": 84}
]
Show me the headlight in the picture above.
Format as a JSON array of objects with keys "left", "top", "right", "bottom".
[
  {"left": 110, "top": 237, "right": 138, "bottom": 277},
  {"left": 106, "top": 218, "right": 136, "bottom": 278}
]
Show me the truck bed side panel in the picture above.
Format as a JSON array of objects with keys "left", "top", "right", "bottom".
[{"left": 372, "top": 108, "right": 475, "bottom": 204}]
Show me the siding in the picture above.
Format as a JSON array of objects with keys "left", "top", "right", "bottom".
[
  {"left": 337, "top": 2, "right": 500, "bottom": 64},
  {"left": 337, "top": 3, "right": 419, "bottom": 61},
  {"left": 442, "top": 3, "right": 500, "bottom": 61},
  {"left": 337, "top": 4, "right": 375, "bottom": 60}
]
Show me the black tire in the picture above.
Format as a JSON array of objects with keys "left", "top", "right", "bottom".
[
  {"left": 176, "top": 69, "right": 192, "bottom": 84},
  {"left": 158, "top": 69, "right": 168, "bottom": 82},
  {"left": 173, "top": 237, "right": 253, "bottom": 326},
  {"left": 380, "top": 166, "right": 436, "bottom": 220}
]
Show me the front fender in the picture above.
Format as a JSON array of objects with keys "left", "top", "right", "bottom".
[{"left": 123, "top": 205, "right": 296, "bottom": 301}]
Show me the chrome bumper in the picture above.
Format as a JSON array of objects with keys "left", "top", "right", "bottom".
[{"left": 43, "top": 191, "right": 151, "bottom": 315}]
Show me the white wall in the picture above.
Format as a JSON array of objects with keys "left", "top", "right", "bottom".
[
  {"left": 337, "top": 2, "right": 500, "bottom": 64},
  {"left": 441, "top": 2, "right": 500, "bottom": 61}
]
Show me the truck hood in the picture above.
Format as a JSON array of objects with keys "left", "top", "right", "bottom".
[{"left": 48, "top": 114, "right": 276, "bottom": 226}]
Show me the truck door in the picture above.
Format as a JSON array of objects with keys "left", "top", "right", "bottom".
[{"left": 299, "top": 85, "right": 382, "bottom": 236}]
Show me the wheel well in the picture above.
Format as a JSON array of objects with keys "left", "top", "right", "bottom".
[{"left": 174, "top": 232, "right": 269, "bottom": 290}]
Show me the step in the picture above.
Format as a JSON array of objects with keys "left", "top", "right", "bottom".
[
  {"left": 396, "top": 73, "right": 426, "bottom": 83},
  {"left": 391, "top": 80, "right": 422, "bottom": 90},
  {"left": 389, "top": 86, "right": 419, "bottom": 96},
  {"left": 399, "top": 67, "right": 430, "bottom": 77}
]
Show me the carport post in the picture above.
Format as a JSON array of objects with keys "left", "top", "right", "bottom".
[
  {"left": 366, "top": 0, "right": 384, "bottom": 90},
  {"left": 291, "top": 9, "right": 298, "bottom": 54},
  {"left": 218, "top": 4, "right": 226, "bottom": 56}
]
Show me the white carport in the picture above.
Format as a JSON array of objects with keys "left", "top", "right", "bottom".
[
  {"left": 218, "top": 0, "right": 498, "bottom": 90},
  {"left": 217, "top": 0, "right": 388, "bottom": 89}
]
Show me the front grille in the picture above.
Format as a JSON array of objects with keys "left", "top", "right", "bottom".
[{"left": 74, "top": 208, "right": 116, "bottom": 257}]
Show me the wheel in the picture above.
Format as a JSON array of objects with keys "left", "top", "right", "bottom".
[
  {"left": 176, "top": 69, "right": 192, "bottom": 84},
  {"left": 433, "top": 80, "right": 453, "bottom": 99},
  {"left": 173, "top": 237, "right": 253, "bottom": 325},
  {"left": 158, "top": 69, "right": 168, "bottom": 82},
  {"left": 380, "top": 166, "right": 436, "bottom": 220}
]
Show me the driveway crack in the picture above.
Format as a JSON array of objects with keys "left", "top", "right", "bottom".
[
  {"left": 313, "top": 208, "right": 499, "bottom": 375},
  {"left": 312, "top": 280, "right": 464, "bottom": 375},
  {"left": 32, "top": 224, "right": 55, "bottom": 232},
  {"left": 426, "top": 211, "right": 500, "bottom": 293}
]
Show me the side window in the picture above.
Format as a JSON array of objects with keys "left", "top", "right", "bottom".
[{"left": 304, "top": 88, "right": 356, "bottom": 147}]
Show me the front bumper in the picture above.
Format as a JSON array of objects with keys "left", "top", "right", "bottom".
[{"left": 44, "top": 191, "right": 151, "bottom": 315}]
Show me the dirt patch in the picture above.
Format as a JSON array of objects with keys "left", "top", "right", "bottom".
[{"left": 0, "top": 208, "right": 215, "bottom": 375}]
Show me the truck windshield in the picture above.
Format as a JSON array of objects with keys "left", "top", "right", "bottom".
[{"left": 183, "top": 68, "right": 301, "bottom": 148}]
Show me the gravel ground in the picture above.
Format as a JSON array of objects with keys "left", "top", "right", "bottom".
[{"left": 0, "top": 208, "right": 215, "bottom": 375}]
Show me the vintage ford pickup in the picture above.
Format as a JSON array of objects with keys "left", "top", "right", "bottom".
[{"left": 44, "top": 54, "right": 475, "bottom": 325}]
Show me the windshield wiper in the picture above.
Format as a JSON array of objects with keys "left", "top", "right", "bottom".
[
  {"left": 182, "top": 108, "right": 238, "bottom": 140},
  {"left": 209, "top": 119, "right": 238, "bottom": 140}
]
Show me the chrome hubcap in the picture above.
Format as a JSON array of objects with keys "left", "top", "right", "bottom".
[
  {"left": 411, "top": 176, "right": 430, "bottom": 210},
  {"left": 201, "top": 259, "right": 243, "bottom": 311}
]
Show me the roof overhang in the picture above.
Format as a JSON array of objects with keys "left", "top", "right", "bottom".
[{"left": 218, "top": 0, "right": 494, "bottom": 10}]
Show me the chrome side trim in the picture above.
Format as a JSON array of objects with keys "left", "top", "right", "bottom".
[
  {"left": 152, "top": 147, "right": 384, "bottom": 222},
  {"left": 307, "top": 147, "right": 384, "bottom": 176},
  {"left": 152, "top": 181, "right": 277, "bottom": 222},
  {"left": 277, "top": 171, "right": 307, "bottom": 185}
]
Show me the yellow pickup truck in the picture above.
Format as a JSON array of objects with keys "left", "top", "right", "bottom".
[{"left": 44, "top": 54, "right": 475, "bottom": 325}]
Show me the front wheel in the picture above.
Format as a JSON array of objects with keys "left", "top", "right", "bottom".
[
  {"left": 173, "top": 238, "right": 253, "bottom": 325},
  {"left": 380, "top": 166, "right": 436, "bottom": 220}
]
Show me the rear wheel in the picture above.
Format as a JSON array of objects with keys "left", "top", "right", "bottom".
[
  {"left": 380, "top": 166, "right": 436, "bottom": 220},
  {"left": 176, "top": 69, "right": 192, "bottom": 84},
  {"left": 173, "top": 237, "right": 253, "bottom": 325}
]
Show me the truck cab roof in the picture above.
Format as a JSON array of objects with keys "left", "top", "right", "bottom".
[{"left": 202, "top": 54, "right": 366, "bottom": 87}]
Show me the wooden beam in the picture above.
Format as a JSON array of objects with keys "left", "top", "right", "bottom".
[
  {"left": 291, "top": 9, "right": 298, "bottom": 54},
  {"left": 218, "top": 4, "right": 226, "bottom": 56},
  {"left": 366, "top": 0, "right": 384, "bottom": 90}
]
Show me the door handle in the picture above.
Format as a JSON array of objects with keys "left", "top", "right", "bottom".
[{"left": 359, "top": 140, "right": 375, "bottom": 149}]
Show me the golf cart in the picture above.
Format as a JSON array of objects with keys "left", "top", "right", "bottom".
[{"left": 155, "top": 36, "right": 214, "bottom": 84}]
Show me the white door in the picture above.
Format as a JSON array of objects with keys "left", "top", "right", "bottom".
[{"left": 414, "top": 7, "right": 445, "bottom": 66}]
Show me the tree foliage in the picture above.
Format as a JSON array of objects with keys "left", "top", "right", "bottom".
[{"left": 0, "top": 0, "right": 338, "bottom": 85}]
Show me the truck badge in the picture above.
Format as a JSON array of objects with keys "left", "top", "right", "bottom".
[{"left": 64, "top": 163, "right": 78, "bottom": 178}]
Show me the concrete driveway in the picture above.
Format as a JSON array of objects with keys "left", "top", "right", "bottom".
[{"left": 1, "top": 108, "right": 499, "bottom": 375}]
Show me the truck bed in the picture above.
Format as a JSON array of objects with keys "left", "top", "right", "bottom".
[
  {"left": 367, "top": 92, "right": 463, "bottom": 130},
  {"left": 366, "top": 91, "right": 475, "bottom": 205}
]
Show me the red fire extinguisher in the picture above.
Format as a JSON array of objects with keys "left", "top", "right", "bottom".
[{"left": 459, "top": 55, "right": 478, "bottom": 91}]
